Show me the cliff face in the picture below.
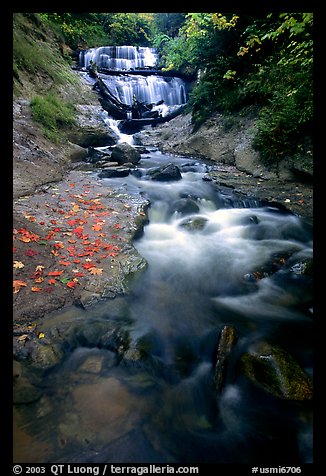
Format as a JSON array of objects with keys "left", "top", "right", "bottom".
[{"left": 138, "top": 112, "right": 313, "bottom": 183}]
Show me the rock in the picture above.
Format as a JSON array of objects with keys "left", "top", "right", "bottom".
[
  {"left": 241, "top": 341, "right": 313, "bottom": 400},
  {"left": 111, "top": 142, "right": 141, "bottom": 165},
  {"left": 98, "top": 168, "right": 130, "bottom": 178},
  {"left": 13, "top": 376, "right": 42, "bottom": 404},
  {"left": 171, "top": 198, "right": 200, "bottom": 216},
  {"left": 148, "top": 163, "right": 182, "bottom": 182},
  {"left": 67, "top": 126, "right": 119, "bottom": 148},
  {"left": 86, "top": 146, "right": 110, "bottom": 163},
  {"left": 67, "top": 142, "right": 88, "bottom": 162},
  {"left": 214, "top": 325, "right": 237, "bottom": 392},
  {"left": 179, "top": 216, "right": 208, "bottom": 231},
  {"left": 29, "top": 342, "right": 64, "bottom": 369}
]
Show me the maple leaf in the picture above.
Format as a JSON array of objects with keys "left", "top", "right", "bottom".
[
  {"left": 67, "top": 281, "right": 77, "bottom": 289},
  {"left": 24, "top": 249, "right": 38, "bottom": 257},
  {"left": 88, "top": 267, "right": 103, "bottom": 275},
  {"left": 13, "top": 261, "right": 25, "bottom": 269},
  {"left": 92, "top": 224, "right": 103, "bottom": 231},
  {"left": 31, "top": 286, "right": 42, "bottom": 292},
  {"left": 59, "top": 261, "right": 71, "bottom": 266},
  {"left": 19, "top": 236, "right": 31, "bottom": 243},
  {"left": 13, "top": 280, "right": 27, "bottom": 293},
  {"left": 34, "top": 277, "right": 44, "bottom": 283},
  {"left": 35, "top": 265, "right": 45, "bottom": 272},
  {"left": 48, "top": 279, "right": 56, "bottom": 285},
  {"left": 73, "top": 272, "right": 85, "bottom": 277},
  {"left": 48, "top": 270, "right": 63, "bottom": 276},
  {"left": 82, "top": 262, "right": 96, "bottom": 269}
]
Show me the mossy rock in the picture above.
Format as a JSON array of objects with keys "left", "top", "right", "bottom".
[{"left": 241, "top": 341, "right": 312, "bottom": 400}]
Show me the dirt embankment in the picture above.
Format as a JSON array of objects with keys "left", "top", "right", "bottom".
[{"left": 13, "top": 94, "right": 148, "bottom": 329}]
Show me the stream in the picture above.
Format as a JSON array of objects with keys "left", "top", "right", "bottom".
[
  {"left": 13, "top": 46, "right": 313, "bottom": 464},
  {"left": 13, "top": 144, "right": 313, "bottom": 464}
]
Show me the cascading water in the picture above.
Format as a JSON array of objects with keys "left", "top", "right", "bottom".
[
  {"left": 79, "top": 45, "right": 188, "bottom": 109},
  {"left": 79, "top": 46, "right": 159, "bottom": 71},
  {"left": 13, "top": 148, "right": 313, "bottom": 464},
  {"left": 13, "top": 44, "right": 312, "bottom": 465}
]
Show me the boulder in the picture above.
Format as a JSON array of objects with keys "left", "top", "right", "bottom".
[
  {"left": 179, "top": 216, "right": 208, "bottom": 232},
  {"left": 67, "top": 142, "right": 88, "bottom": 163},
  {"left": 241, "top": 341, "right": 313, "bottom": 400},
  {"left": 171, "top": 198, "right": 200, "bottom": 216},
  {"left": 98, "top": 168, "right": 130, "bottom": 179},
  {"left": 148, "top": 163, "right": 182, "bottom": 182},
  {"left": 111, "top": 142, "right": 141, "bottom": 165}
]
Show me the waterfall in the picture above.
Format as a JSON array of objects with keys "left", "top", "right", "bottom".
[
  {"left": 79, "top": 45, "right": 188, "bottom": 108},
  {"left": 79, "top": 46, "right": 158, "bottom": 71},
  {"left": 101, "top": 75, "right": 187, "bottom": 107}
]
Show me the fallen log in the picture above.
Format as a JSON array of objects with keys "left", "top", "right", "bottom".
[{"left": 118, "top": 105, "right": 186, "bottom": 134}]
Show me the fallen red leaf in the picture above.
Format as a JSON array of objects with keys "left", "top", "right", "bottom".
[
  {"left": 59, "top": 261, "right": 71, "bottom": 266},
  {"left": 48, "top": 270, "right": 64, "bottom": 276},
  {"left": 31, "top": 286, "right": 42, "bottom": 292},
  {"left": 13, "top": 280, "right": 27, "bottom": 294},
  {"left": 67, "top": 281, "right": 77, "bottom": 289},
  {"left": 48, "top": 279, "right": 56, "bottom": 284}
]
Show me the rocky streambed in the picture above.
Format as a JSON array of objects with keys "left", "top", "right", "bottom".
[{"left": 13, "top": 97, "right": 313, "bottom": 464}]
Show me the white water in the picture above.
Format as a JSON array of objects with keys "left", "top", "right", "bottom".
[{"left": 80, "top": 46, "right": 158, "bottom": 70}]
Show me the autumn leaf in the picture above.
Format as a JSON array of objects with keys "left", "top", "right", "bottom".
[
  {"left": 88, "top": 267, "right": 103, "bottom": 275},
  {"left": 48, "top": 270, "right": 64, "bottom": 276},
  {"left": 92, "top": 224, "right": 103, "bottom": 231},
  {"left": 82, "top": 262, "right": 96, "bottom": 269},
  {"left": 24, "top": 249, "right": 38, "bottom": 257},
  {"left": 13, "top": 261, "right": 25, "bottom": 269},
  {"left": 48, "top": 279, "right": 56, "bottom": 285},
  {"left": 35, "top": 265, "right": 45, "bottom": 272},
  {"left": 59, "top": 261, "right": 71, "bottom": 266},
  {"left": 34, "top": 277, "right": 44, "bottom": 283},
  {"left": 31, "top": 286, "right": 42, "bottom": 292},
  {"left": 13, "top": 280, "right": 27, "bottom": 293},
  {"left": 37, "top": 332, "right": 45, "bottom": 339},
  {"left": 19, "top": 236, "right": 31, "bottom": 243},
  {"left": 73, "top": 272, "right": 85, "bottom": 277},
  {"left": 67, "top": 281, "right": 77, "bottom": 289}
]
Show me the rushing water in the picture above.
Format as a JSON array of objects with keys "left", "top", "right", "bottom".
[
  {"left": 78, "top": 45, "right": 188, "bottom": 110},
  {"left": 13, "top": 146, "right": 313, "bottom": 464}
]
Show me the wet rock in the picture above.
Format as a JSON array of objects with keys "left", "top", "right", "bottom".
[
  {"left": 148, "top": 163, "right": 182, "bottom": 182},
  {"left": 111, "top": 143, "right": 141, "bottom": 165},
  {"left": 13, "top": 376, "right": 42, "bottom": 404},
  {"left": 29, "top": 342, "right": 65, "bottom": 369},
  {"left": 98, "top": 168, "right": 130, "bottom": 179},
  {"left": 179, "top": 216, "right": 208, "bottom": 232},
  {"left": 241, "top": 341, "right": 313, "bottom": 400},
  {"left": 214, "top": 325, "right": 237, "bottom": 393},
  {"left": 171, "top": 198, "right": 200, "bottom": 216},
  {"left": 289, "top": 259, "right": 313, "bottom": 276},
  {"left": 86, "top": 146, "right": 110, "bottom": 163}
]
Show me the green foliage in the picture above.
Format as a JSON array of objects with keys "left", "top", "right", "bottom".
[
  {"left": 30, "top": 93, "right": 76, "bottom": 142},
  {"left": 165, "top": 12, "right": 313, "bottom": 165},
  {"left": 13, "top": 13, "right": 79, "bottom": 90}
]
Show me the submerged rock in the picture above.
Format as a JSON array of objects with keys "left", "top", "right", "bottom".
[
  {"left": 241, "top": 341, "right": 313, "bottom": 400},
  {"left": 171, "top": 198, "right": 200, "bottom": 216},
  {"left": 179, "top": 216, "right": 208, "bottom": 232}
]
